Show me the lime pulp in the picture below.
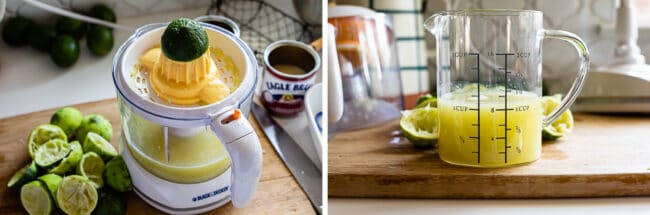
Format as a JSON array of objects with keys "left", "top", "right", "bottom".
[
  {"left": 49, "top": 141, "right": 83, "bottom": 175},
  {"left": 78, "top": 152, "right": 105, "bottom": 189},
  {"left": 57, "top": 175, "right": 99, "bottom": 215},
  {"left": 28, "top": 124, "right": 67, "bottom": 159},
  {"left": 34, "top": 139, "right": 71, "bottom": 167}
]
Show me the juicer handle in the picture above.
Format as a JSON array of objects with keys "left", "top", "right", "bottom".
[
  {"left": 542, "top": 30, "right": 590, "bottom": 126},
  {"left": 210, "top": 108, "right": 262, "bottom": 208},
  {"left": 328, "top": 24, "right": 344, "bottom": 123}
]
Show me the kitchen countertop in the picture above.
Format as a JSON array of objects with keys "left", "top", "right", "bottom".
[{"left": 2, "top": 3, "right": 650, "bottom": 215}]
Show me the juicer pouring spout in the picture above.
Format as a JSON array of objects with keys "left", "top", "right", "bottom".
[{"left": 209, "top": 107, "right": 263, "bottom": 208}]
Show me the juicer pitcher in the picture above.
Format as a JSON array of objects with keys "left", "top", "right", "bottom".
[{"left": 425, "top": 10, "right": 589, "bottom": 167}]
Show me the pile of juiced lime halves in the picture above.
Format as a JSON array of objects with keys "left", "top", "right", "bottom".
[{"left": 7, "top": 107, "right": 131, "bottom": 215}]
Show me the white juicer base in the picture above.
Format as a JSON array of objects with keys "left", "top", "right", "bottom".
[
  {"left": 120, "top": 134, "right": 232, "bottom": 214},
  {"left": 574, "top": 65, "right": 650, "bottom": 113}
]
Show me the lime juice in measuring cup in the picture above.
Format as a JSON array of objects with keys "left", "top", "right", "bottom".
[
  {"left": 425, "top": 10, "right": 589, "bottom": 167},
  {"left": 438, "top": 88, "right": 543, "bottom": 167}
]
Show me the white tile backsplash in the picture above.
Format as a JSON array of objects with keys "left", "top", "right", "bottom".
[
  {"left": 374, "top": 0, "right": 419, "bottom": 10},
  {"left": 400, "top": 70, "right": 420, "bottom": 94},
  {"left": 397, "top": 40, "right": 426, "bottom": 68},
  {"left": 392, "top": 13, "right": 420, "bottom": 38}
]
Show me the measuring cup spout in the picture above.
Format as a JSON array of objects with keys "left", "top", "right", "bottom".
[{"left": 424, "top": 13, "right": 447, "bottom": 36}]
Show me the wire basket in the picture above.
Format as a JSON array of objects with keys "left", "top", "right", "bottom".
[{"left": 206, "top": 0, "right": 316, "bottom": 65}]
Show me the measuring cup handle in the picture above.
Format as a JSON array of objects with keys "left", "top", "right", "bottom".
[
  {"left": 541, "top": 30, "right": 590, "bottom": 126},
  {"left": 210, "top": 107, "right": 262, "bottom": 208}
]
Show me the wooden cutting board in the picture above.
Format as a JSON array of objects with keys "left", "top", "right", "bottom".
[
  {"left": 329, "top": 114, "right": 650, "bottom": 198},
  {"left": 0, "top": 99, "right": 315, "bottom": 214}
]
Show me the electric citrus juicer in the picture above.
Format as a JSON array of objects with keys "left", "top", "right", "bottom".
[{"left": 111, "top": 21, "right": 262, "bottom": 214}]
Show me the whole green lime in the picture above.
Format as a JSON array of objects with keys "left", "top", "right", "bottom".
[
  {"left": 28, "top": 23, "right": 57, "bottom": 53},
  {"left": 415, "top": 94, "right": 434, "bottom": 106},
  {"left": 50, "top": 107, "right": 83, "bottom": 137},
  {"left": 76, "top": 114, "right": 113, "bottom": 143},
  {"left": 87, "top": 26, "right": 113, "bottom": 56},
  {"left": 161, "top": 18, "right": 209, "bottom": 62},
  {"left": 88, "top": 4, "right": 116, "bottom": 23},
  {"left": 2, "top": 16, "right": 33, "bottom": 47},
  {"left": 50, "top": 35, "right": 80, "bottom": 68},
  {"left": 56, "top": 15, "right": 87, "bottom": 39},
  {"left": 104, "top": 156, "right": 132, "bottom": 192},
  {"left": 92, "top": 188, "right": 126, "bottom": 215}
]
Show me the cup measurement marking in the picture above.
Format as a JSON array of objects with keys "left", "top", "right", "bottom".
[
  {"left": 467, "top": 53, "right": 481, "bottom": 164},
  {"left": 450, "top": 51, "right": 532, "bottom": 164},
  {"left": 495, "top": 53, "right": 514, "bottom": 163}
]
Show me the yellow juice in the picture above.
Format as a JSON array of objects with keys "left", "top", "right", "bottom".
[
  {"left": 122, "top": 111, "right": 231, "bottom": 183},
  {"left": 438, "top": 89, "right": 542, "bottom": 167}
]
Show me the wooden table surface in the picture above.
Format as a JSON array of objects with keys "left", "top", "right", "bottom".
[
  {"left": 329, "top": 113, "right": 650, "bottom": 198},
  {"left": 0, "top": 99, "right": 315, "bottom": 214}
]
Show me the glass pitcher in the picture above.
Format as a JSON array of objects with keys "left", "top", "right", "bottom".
[
  {"left": 328, "top": 5, "right": 404, "bottom": 133},
  {"left": 424, "top": 10, "right": 589, "bottom": 167}
]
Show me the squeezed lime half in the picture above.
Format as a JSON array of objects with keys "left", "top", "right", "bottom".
[
  {"left": 49, "top": 141, "right": 83, "bottom": 175},
  {"left": 57, "top": 175, "right": 98, "bottom": 215},
  {"left": 34, "top": 139, "right": 71, "bottom": 168},
  {"left": 83, "top": 132, "right": 117, "bottom": 161},
  {"left": 38, "top": 174, "right": 62, "bottom": 201},
  {"left": 542, "top": 95, "right": 574, "bottom": 140},
  {"left": 21, "top": 180, "right": 53, "bottom": 215},
  {"left": 28, "top": 124, "right": 67, "bottom": 159},
  {"left": 400, "top": 106, "right": 440, "bottom": 149},
  {"left": 7, "top": 162, "right": 38, "bottom": 188},
  {"left": 77, "top": 152, "right": 105, "bottom": 189}
]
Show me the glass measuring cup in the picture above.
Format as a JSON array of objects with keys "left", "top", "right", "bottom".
[{"left": 424, "top": 10, "right": 589, "bottom": 167}]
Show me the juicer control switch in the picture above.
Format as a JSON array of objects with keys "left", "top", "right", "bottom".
[
  {"left": 221, "top": 109, "right": 242, "bottom": 125},
  {"left": 210, "top": 108, "right": 253, "bottom": 144}
]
